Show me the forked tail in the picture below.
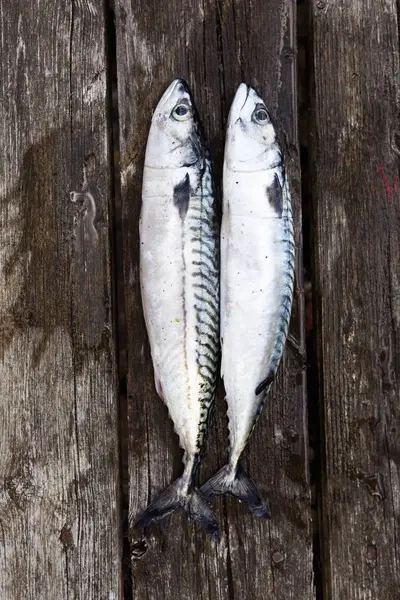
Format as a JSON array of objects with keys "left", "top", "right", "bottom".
[
  {"left": 135, "top": 477, "right": 220, "bottom": 540},
  {"left": 200, "top": 463, "right": 270, "bottom": 518}
]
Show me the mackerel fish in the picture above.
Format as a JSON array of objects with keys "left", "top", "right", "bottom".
[
  {"left": 201, "top": 84, "right": 295, "bottom": 517},
  {"left": 137, "top": 79, "right": 220, "bottom": 538}
]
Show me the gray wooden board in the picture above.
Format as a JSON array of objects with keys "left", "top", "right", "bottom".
[
  {"left": 310, "top": 1, "right": 400, "bottom": 598},
  {"left": 115, "top": 0, "right": 313, "bottom": 598},
  {"left": 0, "top": 2, "right": 121, "bottom": 599}
]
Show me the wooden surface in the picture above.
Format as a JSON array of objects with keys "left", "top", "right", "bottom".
[
  {"left": 4, "top": 0, "right": 399, "bottom": 598},
  {"left": 0, "top": 2, "right": 121, "bottom": 599},
  {"left": 115, "top": 1, "right": 312, "bottom": 598},
  {"left": 310, "top": 1, "right": 400, "bottom": 598}
]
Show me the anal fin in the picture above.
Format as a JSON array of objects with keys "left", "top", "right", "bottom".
[{"left": 255, "top": 373, "right": 274, "bottom": 396}]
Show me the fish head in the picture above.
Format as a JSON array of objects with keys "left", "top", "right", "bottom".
[
  {"left": 145, "top": 79, "right": 205, "bottom": 169},
  {"left": 224, "top": 83, "right": 282, "bottom": 172}
]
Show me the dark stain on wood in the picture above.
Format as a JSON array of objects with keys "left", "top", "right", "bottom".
[
  {"left": 1, "top": 130, "right": 113, "bottom": 369},
  {"left": 59, "top": 524, "right": 75, "bottom": 551}
]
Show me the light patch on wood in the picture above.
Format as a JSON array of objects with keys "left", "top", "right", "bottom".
[
  {"left": 69, "top": 184, "right": 108, "bottom": 347},
  {"left": 275, "top": 0, "right": 290, "bottom": 104},
  {"left": 70, "top": 186, "right": 99, "bottom": 245},
  {"left": 129, "top": 264, "right": 138, "bottom": 285},
  {"left": 83, "top": 70, "right": 106, "bottom": 105},
  {"left": 274, "top": 426, "right": 284, "bottom": 444},
  {"left": 0, "top": 192, "right": 29, "bottom": 315},
  {"left": 338, "top": 114, "right": 362, "bottom": 153},
  {"left": 131, "top": 18, "right": 157, "bottom": 80},
  {"left": 121, "top": 161, "right": 137, "bottom": 190},
  {"left": 76, "top": 0, "right": 98, "bottom": 16},
  {"left": 16, "top": 13, "right": 26, "bottom": 61},
  {"left": 325, "top": 200, "right": 349, "bottom": 277}
]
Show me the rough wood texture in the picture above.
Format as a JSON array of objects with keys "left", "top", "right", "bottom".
[
  {"left": 310, "top": 1, "right": 400, "bottom": 598},
  {"left": 115, "top": 1, "right": 313, "bottom": 598},
  {"left": 0, "top": 2, "right": 121, "bottom": 599}
]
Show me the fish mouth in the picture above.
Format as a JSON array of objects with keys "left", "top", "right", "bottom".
[
  {"left": 157, "top": 78, "right": 191, "bottom": 108},
  {"left": 228, "top": 83, "right": 267, "bottom": 127},
  {"left": 227, "top": 83, "right": 250, "bottom": 124},
  {"left": 238, "top": 83, "right": 250, "bottom": 112}
]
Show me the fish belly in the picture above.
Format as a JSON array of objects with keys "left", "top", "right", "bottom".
[{"left": 221, "top": 212, "right": 291, "bottom": 462}]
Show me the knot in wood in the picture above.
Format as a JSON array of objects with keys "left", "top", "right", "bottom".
[
  {"left": 131, "top": 538, "right": 148, "bottom": 560},
  {"left": 272, "top": 550, "right": 285, "bottom": 565},
  {"left": 365, "top": 544, "right": 378, "bottom": 567}
]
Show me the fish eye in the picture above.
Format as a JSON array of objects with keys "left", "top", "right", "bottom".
[
  {"left": 172, "top": 103, "right": 191, "bottom": 121},
  {"left": 253, "top": 107, "right": 269, "bottom": 124}
]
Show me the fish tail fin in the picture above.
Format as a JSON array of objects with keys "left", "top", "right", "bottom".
[
  {"left": 187, "top": 490, "right": 220, "bottom": 540},
  {"left": 200, "top": 463, "right": 270, "bottom": 519},
  {"left": 135, "top": 478, "right": 220, "bottom": 540}
]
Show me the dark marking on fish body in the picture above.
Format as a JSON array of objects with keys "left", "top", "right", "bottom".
[
  {"left": 279, "top": 151, "right": 286, "bottom": 181},
  {"left": 173, "top": 173, "right": 190, "bottom": 218},
  {"left": 255, "top": 373, "right": 274, "bottom": 396},
  {"left": 267, "top": 173, "right": 283, "bottom": 217}
]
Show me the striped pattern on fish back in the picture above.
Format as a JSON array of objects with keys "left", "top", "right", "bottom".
[
  {"left": 268, "top": 178, "right": 295, "bottom": 378},
  {"left": 187, "top": 157, "right": 220, "bottom": 452}
]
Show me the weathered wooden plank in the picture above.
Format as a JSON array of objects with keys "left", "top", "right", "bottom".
[
  {"left": 0, "top": 2, "right": 121, "bottom": 599},
  {"left": 310, "top": 1, "right": 400, "bottom": 598},
  {"left": 115, "top": 0, "right": 312, "bottom": 598}
]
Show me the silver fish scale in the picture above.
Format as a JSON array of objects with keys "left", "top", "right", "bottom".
[
  {"left": 187, "top": 158, "right": 219, "bottom": 451},
  {"left": 236, "top": 178, "right": 294, "bottom": 448},
  {"left": 268, "top": 179, "right": 294, "bottom": 377}
]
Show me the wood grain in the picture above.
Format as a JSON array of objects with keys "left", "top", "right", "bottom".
[
  {"left": 310, "top": 1, "right": 400, "bottom": 598},
  {"left": 115, "top": 1, "right": 313, "bottom": 598},
  {"left": 0, "top": 2, "right": 121, "bottom": 598}
]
